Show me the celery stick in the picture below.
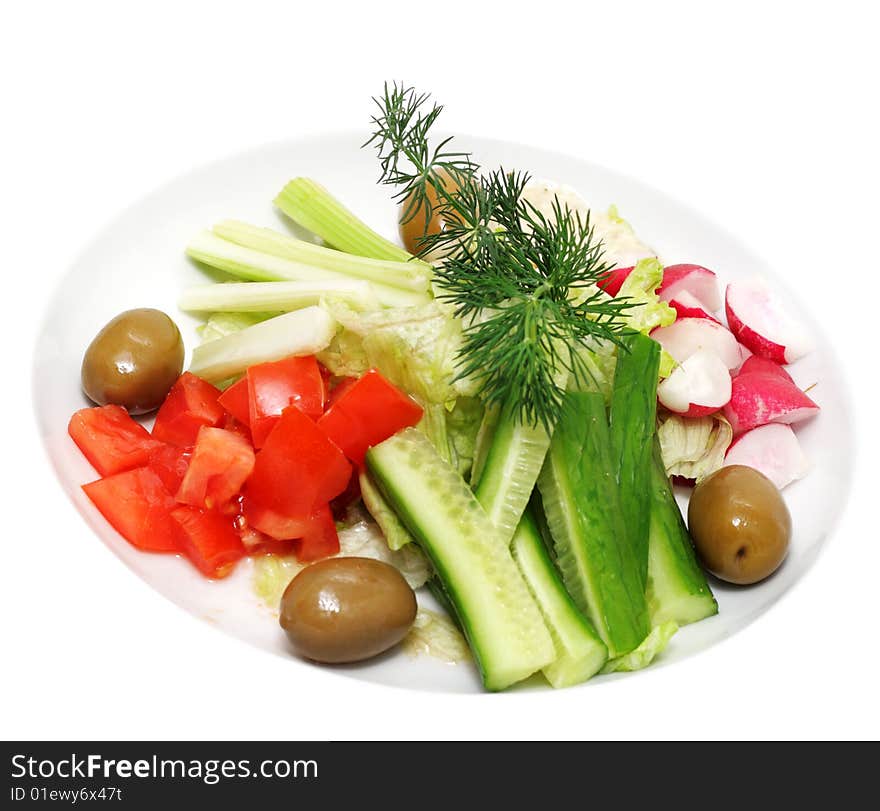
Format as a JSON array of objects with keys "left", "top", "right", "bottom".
[
  {"left": 186, "top": 231, "right": 428, "bottom": 309},
  {"left": 275, "top": 178, "right": 413, "bottom": 263},
  {"left": 179, "top": 280, "right": 379, "bottom": 313},
  {"left": 189, "top": 306, "right": 336, "bottom": 383},
  {"left": 214, "top": 220, "right": 431, "bottom": 292}
]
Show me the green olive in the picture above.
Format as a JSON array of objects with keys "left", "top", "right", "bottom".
[
  {"left": 280, "top": 557, "right": 417, "bottom": 664},
  {"left": 81, "top": 308, "right": 184, "bottom": 414},
  {"left": 688, "top": 465, "right": 791, "bottom": 585}
]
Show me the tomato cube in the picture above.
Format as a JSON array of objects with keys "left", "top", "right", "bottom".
[
  {"left": 233, "top": 514, "right": 295, "bottom": 556},
  {"left": 217, "top": 377, "right": 250, "bottom": 426},
  {"left": 170, "top": 506, "right": 245, "bottom": 578},
  {"left": 317, "top": 369, "right": 423, "bottom": 466},
  {"left": 175, "top": 426, "right": 255, "bottom": 510},
  {"left": 247, "top": 355, "right": 326, "bottom": 448},
  {"left": 147, "top": 444, "right": 192, "bottom": 494},
  {"left": 69, "top": 405, "right": 163, "bottom": 477},
  {"left": 294, "top": 504, "right": 340, "bottom": 562},
  {"left": 151, "top": 372, "right": 225, "bottom": 447},
  {"left": 241, "top": 496, "right": 311, "bottom": 541},
  {"left": 242, "top": 405, "right": 351, "bottom": 536},
  {"left": 82, "top": 467, "right": 180, "bottom": 552}
]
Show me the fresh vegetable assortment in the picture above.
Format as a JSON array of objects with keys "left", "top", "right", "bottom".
[{"left": 68, "top": 83, "right": 822, "bottom": 691}]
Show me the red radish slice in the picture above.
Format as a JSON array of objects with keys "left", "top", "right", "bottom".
[
  {"left": 737, "top": 355, "right": 794, "bottom": 383},
  {"left": 657, "top": 349, "right": 732, "bottom": 417},
  {"left": 724, "top": 423, "right": 809, "bottom": 490},
  {"left": 668, "top": 291, "right": 722, "bottom": 323},
  {"left": 723, "top": 372, "right": 819, "bottom": 435},
  {"left": 725, "top": 277, "right": 812, "bottom": 363},
  {"left": 597, "top": 266, "right": 633, "bottom": 296},
  {"left": 734, "top": 342, "right": 752, "bottom": 373},
  {"left": 658, "top": 264, "right": 721, "bottom": 312},
  {"left": 651, "top": 317, "right": 743, "bottom": 370}
]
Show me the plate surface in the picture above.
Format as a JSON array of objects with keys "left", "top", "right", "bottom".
[{"left": 33, "top": 133, "right": 854, "bottom": 693}]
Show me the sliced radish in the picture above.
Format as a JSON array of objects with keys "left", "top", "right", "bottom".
[
  {"left": 657, "top": 264, "right": 721, "bottom": 312},
  {"left": 737, "top": 355, "right": 794, "bottom": 383},
  {"left": 597, "top": 266, "right": 633, "bottom": 296},
  {"left": 725, "top": 277, "right": 813, "bottom": 364},
  {"left": 658, "top": 349, "right": 732, "bottom": 417},
  {"left": 651, "top": 317, "right": 743, "bottom": 370},
  {"left": 668, "top": 290, "right": 721, "bottom": 323},
  {"left": 734, "top": 342, "right": 753, "bottom": 373},
  {"left": 724, "top": 424, "right": 809, "bottom": 490},
  {"left": 723, "top": 372, "right": 819, "bottom": 435}
]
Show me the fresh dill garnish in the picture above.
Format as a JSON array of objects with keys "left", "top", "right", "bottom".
[
  {"left": 434, "top": 175, "right": 636, "bottom": 429},
  {"left": 365, "top": 83, "right": 637, "bottom": 429},
  {"left": 365, "top": 82, "right": 476, "bottom": 227}
]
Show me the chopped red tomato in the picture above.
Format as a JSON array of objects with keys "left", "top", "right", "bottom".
[
  {"left": 317, "top": 369, "right": 423, "bottom": 467},
  {"left": 326, "top": 375, "right": 358, "bottom": 408},
  {"left": 233, "top": 513, "right": 295, "bottom": 556},
  {"left": 170, "top": 506, "right": 245, "bottom": 578},
  {"left": 147, "top": 444, "right": 192, "bottom": 494},
  {"left": 241, "top": 496, "right": 311, "bottom": 540},
  {"left": 243, "top": 405, "right": 351, "bottom": 537},
  {"left": 247, "top": 355, "right": 325, "bottom": 447},
  {"left": 175, "top": 426, "right": 255, "bottom": 510},
  {"left": 217, "top": 377, "right": 250, "bottom": 426},
  {"left": 330, "top": 469, "right": 362, "bottom": 520},
  {"left": 294, "top": 504, "right": 340, "bottom": 562},
  {"left": 82, "top": 467, "right": 179, "bottom": 552},
  {"left": 221, "top": 414, "right": 252, "bottom": 444},
  {"left": 318, "top": 362, "right": 333, "bottom": 403},
  {"left": 69, "top": 405, "right": 163, "bottom": 477},
  {"left": 151, "top": 372, "right": 225, "bottom": 447}
]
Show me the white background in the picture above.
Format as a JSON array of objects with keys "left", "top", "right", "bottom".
[{"left": 2, "top": 1, "right": 877, "bottom": 740}]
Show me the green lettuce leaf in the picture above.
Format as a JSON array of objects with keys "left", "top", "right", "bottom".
[
  {"left": 617, "top": 258, "right": 677, "bottom": 377},
  {"left": 600, "top": 621, "right": 678, "bottom": 674},
  {"left": 359, "top": 471, "right": 416, "bottom": 550}
]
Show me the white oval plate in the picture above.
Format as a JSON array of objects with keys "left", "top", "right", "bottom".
[{"left": 33, "top": 134, "right": 854, "bottom": 693}]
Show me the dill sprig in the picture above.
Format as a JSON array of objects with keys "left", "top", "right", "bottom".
[
  {"left": 364, "top": 82, "right": 476, "bottom": 227},
  {"left": 365, "top": 83, "right": 637, "bottom": 429},
  {"left": 434, "top": 174, "right": 636, "bottom": 428}
]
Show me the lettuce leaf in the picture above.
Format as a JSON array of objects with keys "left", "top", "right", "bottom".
[
  {"left": 600, "top": 621, "right": 678, "bottom": 674},
  {"left": 658, "top": 412, "right": 734, "bottom": 482},
  {"left": 401, "top": 609, "right": 471, "bottom": 664},
  {"left": 617, "top": 258, "right": 677, "bottom": 377},
  {"left": 359, "top": 471, "right": 416, "bottom": 550},
  {"left": 318, "top": 301, "right": 483, "bottom": 475}
]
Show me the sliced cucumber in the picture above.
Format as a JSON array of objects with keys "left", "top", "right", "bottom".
[
  {"left": 469, "top": 404, "right": 500, "bottom": 488},
  {"left": 646, "top": 440, "right": 718, "bottom": 626},
  {"left": 609, "top": 332, "right": 661, "bottom": 589},
  {"left": 366, "top": 429, "right": 554, "bottom": 691},
  {"left": 538, "top": 391, "right": 650, "bottom": 658},
  {"left": 512, "top": 510, "right": 607, "bottom": 688},
  {"left": 473, "top": 402, "right": 552, "bottom": 545}
]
